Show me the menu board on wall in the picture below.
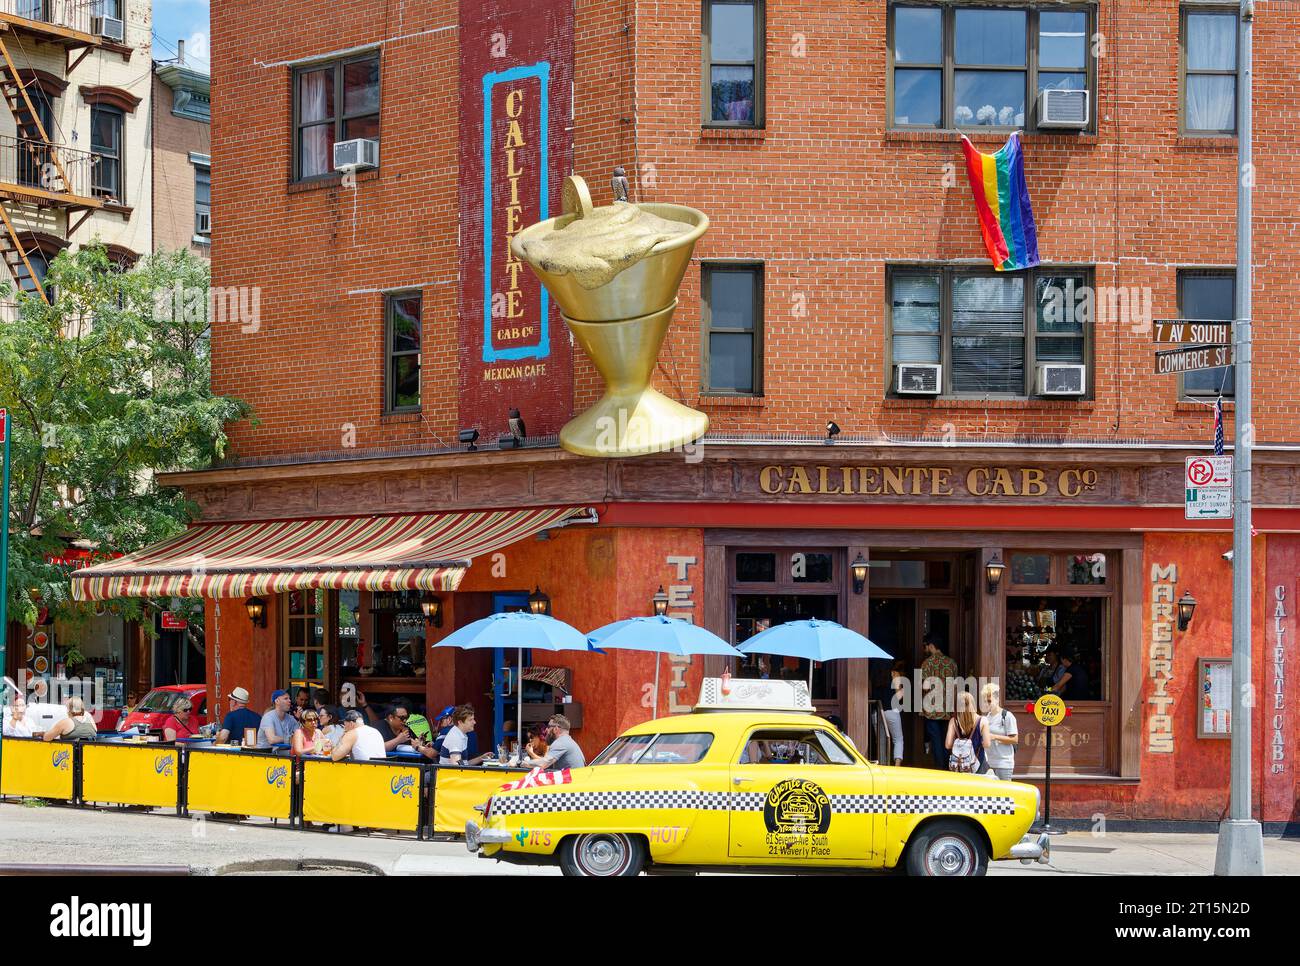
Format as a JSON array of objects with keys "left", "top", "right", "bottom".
[
  {"left": 1197, "top": 657, "right": 1232, "bottom": 738},
  {"left": 456, "top": 0, "right": 575, "bottom": 438}
]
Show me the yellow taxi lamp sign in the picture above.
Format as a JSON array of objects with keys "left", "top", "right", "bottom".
[{"left": 1032, "top": 694, "right": 1069, "bottom": 727}]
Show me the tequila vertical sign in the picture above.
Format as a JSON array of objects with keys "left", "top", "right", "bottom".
[{"left": 458, "top": 0, "right": 575, "bottom": 436}]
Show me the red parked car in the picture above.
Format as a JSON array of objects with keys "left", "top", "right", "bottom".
[{"left": 116, "top": 685, "right": 209, "bottom": 733}]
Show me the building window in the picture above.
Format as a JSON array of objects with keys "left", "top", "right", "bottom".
[
  {"left": 194, "top": 163, "right": 211, "bottom": 240},
  {"left": 294, "top": 51, "right": 380, "bottom": 181},
  {"left": 16, "top": 85, "right": 54, "bottom": 189},
  {"left": 385, "top": 292, "right": 421, "bottom": 412},
  {"left": 702, "top": 1, "right": 764, "bottom": 127},
  {"left": 1178, "top": 269, "right": 1234, "bottom": 397},
  {"left": 702, "top": 263, "right": 763, "bottom": 395},
  {"left": 887, "top": 266, "right": 1091, "bottom": 398},
  {"left": 889, "top": 4, "right": 1092, "bottom": 132},
  {"left": 91, "top": 105, "right": 123, "bottom": 202},
  {"left": 1181, "top": 7, "right": 1238, "bottom": 134},
  {"left": 282, "top": 589, "right": 330, "bottom": 693}
]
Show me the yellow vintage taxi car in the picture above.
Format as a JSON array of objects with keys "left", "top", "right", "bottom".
[{"left": 466, "top": 703, "right": 1049, "bottom": 877}]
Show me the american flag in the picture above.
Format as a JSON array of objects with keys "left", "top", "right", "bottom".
[
  {"left": 1213, "top": 396, "right": 1224, "bottom": 456},
  {"left": 499, "top": 767, "right": 572, "bottom": 791}
]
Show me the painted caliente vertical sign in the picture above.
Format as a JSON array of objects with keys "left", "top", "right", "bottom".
[{"left": 458, "top": 0, "right": 575, "bottom": 436}]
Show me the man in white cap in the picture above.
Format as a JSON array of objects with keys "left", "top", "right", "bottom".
[{"left": 214, "top": 686, "right": 262, "bottom": 745}]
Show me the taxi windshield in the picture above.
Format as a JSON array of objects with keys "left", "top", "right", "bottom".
[
  {"left": 591, "top": 732, "right": 713, "bottom": 766},
  {"left": 137, "top": 689, "right": 193, "bottom": 713}
]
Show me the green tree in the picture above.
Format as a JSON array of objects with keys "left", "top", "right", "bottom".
[{"left": 0, "top": 245, "right": 252, "bottom": 628}]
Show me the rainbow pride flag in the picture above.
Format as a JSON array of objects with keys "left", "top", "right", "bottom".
[{"left": 960, "top": 133, "right": 1039, "bottom": 272}]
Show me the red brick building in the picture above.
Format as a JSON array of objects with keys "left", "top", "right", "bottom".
[{"left": 121, "top": 0, "right": 1300, "bottom": 826}]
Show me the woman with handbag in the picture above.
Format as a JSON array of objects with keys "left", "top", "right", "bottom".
[{"left": 945, "top": 690, "right": 989, "bottom": 773}]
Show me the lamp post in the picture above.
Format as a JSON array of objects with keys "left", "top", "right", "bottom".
[{"left": 1215, "top": 0, "right": 1265, "bottom": 877}]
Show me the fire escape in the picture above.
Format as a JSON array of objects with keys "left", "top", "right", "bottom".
[{"left": 0, "top": 3, "right": 106, "bottom": 304}]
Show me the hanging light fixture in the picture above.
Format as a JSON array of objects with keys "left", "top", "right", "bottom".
[
  {"left": 244, "top": 596, "right": 267, "bottom": 628},
  {"left": 528, "top": 585, "right": 551, "bottom": 616},
  {"left": 850, "top": 553, "right": 868, "bottom": 594},
  {"left": 652, "top": 585, "right": 669, "bottom": 617},
  {"left": 1177, "top": 591, "right": 1197, "bottom": 632},
  {"left": 984, "top": 554, "right": 1005, "bottom": 595},
  {"left": 421, "top": 594, "right": 443, "bottom": 628}
]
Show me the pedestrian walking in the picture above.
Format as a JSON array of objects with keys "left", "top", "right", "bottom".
[
  {"left": 945, "top": 690, "right": 988, "bottom": 774},
  {"left": 920, "top": 633, "right": 959, "bottom": 769},
  {"left": 884, "top": 660, "right": 906, "bottom": 766},
  {"left": 981, "top": 682, "right": 1018, "bottom": 780}
]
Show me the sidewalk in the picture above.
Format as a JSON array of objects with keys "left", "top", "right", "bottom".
[{"left": 1, "top": 802, "right": 1296, "bottom": 875}]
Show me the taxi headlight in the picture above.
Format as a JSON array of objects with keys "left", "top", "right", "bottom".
[{"left": 1032, "top": 785, "right": 1041, "bottom": 822}]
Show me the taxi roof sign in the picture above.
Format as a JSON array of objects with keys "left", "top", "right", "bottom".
[{"left": 696, "top": 677, "right": 813, "bottom": 712}]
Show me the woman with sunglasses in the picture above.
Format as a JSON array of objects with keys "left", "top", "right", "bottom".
[
  {"left": 163, "top": 698, "right": 200, "bottom": 743},
  {"left": 291, "top": 709, "right": 331, "bottom": 756}
]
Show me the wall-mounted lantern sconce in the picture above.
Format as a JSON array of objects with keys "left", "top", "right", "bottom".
[
  {"left": 1177, "top": 591, "right": 1197, "bottom": 632},
  {"left": 528, "top": 585, "right": 551, "bottom": 616},
  {"left": 652, "top": 585, "right": 669, "bottom": 617},
  {"left": 850, "top": 553, "right": 868, "bottom": 595},
  {"left": 985, "top": 554, "right": 1005, "bottom": 595},
  {"left": 421, "top": 594, "right": 443, "bottom": 628},
  {"left": 244, "top": 596, "right": 267, "bottom": 628}
]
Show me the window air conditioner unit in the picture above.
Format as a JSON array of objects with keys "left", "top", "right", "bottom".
[
  {"left": 895, "top": 363, "right": 941, "bottom": 395},
  {"left": 1037, "top": 89, "right": 1089, "bottom": 129},
  {"left": 195, "top": 209, "right": 211, "bottom": 234},
  {"left": 333, "top": 138, "right": 379, "bottom": 172},
  {"left": 92, "top": 16, "right": 125, "bottom": 43},
  {"left": 1037, "top": 363, "right": 1087, "bottom": 396}
]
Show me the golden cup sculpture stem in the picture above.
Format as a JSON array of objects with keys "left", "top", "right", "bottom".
[{"left": 510, "top": 175, "right": 710, "bottom": 458}]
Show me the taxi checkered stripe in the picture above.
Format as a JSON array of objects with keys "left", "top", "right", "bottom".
[
  {"left": 488, "top": 789, "right": 734, "bottom": 816},
  {"left": 491, "top": 789, "right": 1017, "bottom": 817}
]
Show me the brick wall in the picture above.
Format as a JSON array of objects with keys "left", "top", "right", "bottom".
[
  {"left": 152, "top": 74, "right": 210, "bottom": 256},
  {"left": 211, "top": 0, "right": 1300, "bottom": 462}
]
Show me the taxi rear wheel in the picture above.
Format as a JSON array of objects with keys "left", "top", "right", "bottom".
[
  {"left": 905, "top": 820, "right": 989, "bottom": 877},
  {"left": 559, "top": 833, "right": 647, "bottom": 877}
]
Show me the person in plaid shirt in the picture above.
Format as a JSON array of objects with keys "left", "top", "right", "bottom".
[{"left": 920, "top": 633, "right": 959, "bottom": 769}]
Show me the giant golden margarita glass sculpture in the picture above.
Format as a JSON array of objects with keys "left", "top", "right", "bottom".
[{"left": 511, "top": 174, "right": 709, "bottom": 457}]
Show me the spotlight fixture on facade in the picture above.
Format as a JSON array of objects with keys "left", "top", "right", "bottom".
[
  {"left": 497, "top": 434, "right": 520, "bottom": 450},
  {"left": 850, "top": 553, "right": 868, "bottom": 594},
  {"left": 984, "top": 553, "right": 1005, "bottom": 595},
  {"left": 244, "top": 596, "right": 267, "bottom": 628},
  {"left": 1176, "top": 591, "right": 1197, "bottom": 632},
  {"left": 825, "top": 420, "right": 840, "bottom": 444},
  {"left": 458, "top": 428, "right": 479, "bottom": 451}
]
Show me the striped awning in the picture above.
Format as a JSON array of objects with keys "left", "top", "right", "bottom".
[{"left": 70, "top": 506, "right": 594, "bottom": 601}]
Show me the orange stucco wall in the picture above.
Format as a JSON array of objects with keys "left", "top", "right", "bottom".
[{"left": 1045, "top": 532, "right": 1298, "bottom": 825}]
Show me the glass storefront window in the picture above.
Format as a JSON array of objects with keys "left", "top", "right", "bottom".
[
  {"left": 1005, "top": 595, "right": 1104, "bottom": 701},
  {"left": 284, "top": 589, "right": 328, "bottom": 690},
  {"left": 791, "top": 552, "right": 833, "bottom": 583},
  {"left": 870, "top": 558, "right": 952, "bottom": 589},
  {"left": 1010, "top": 552, "right": 1051, "bottom": 584},
  {"left": 368, "top": 589, "right": 426, "bottom": 677},
  {"left": 736, "top": 552, "right": 776, "bottom": 583},
  {"left": 1067, "top": 552, "right": 1107, "bottom": 585}
]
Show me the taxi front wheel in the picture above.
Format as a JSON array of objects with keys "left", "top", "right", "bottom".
[
  {"left": 905, "top": 820, "right": 989, "bottom": 877},
  {"left": 559, "top": 833, "right": 647, "bottom": 877}
]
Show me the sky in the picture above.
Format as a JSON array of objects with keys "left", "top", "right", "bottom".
[{"left": 151, "top": 0, "right": 210, "bottom": 73}]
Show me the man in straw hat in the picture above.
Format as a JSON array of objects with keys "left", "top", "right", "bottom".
[{"left": 215, "top": 685, "right": 262, "bottom": 745}]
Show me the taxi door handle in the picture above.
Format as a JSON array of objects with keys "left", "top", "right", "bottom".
[{"left": 732, "top": 777, "right": 751, "bottom": 786}]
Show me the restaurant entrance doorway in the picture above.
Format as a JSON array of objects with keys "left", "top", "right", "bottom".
[{"left": 867, "top": 553, "right": 977, "bottom": 768}]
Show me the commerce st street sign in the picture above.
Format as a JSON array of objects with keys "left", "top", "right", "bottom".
[
  {"left": 1152, "top": 319, "right": 1232, "bottom": 345},
  {"left": 1155, "top": 344, "right": 1233, "bottom": 375}
]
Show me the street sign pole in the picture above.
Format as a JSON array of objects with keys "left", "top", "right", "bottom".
[{"left": 1215, "top": 0, "right": 1264, "bottom": 876}]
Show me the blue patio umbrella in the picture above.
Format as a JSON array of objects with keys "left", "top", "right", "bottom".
[
  {"left": 435, "top": 611, "right": 589, "bottom": 758},
  {"left": 737, "top": 618, "right": 891, "bottom": 689},
  {"left": 586, "top": 615, "right": 740, "bottom": 713}
]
